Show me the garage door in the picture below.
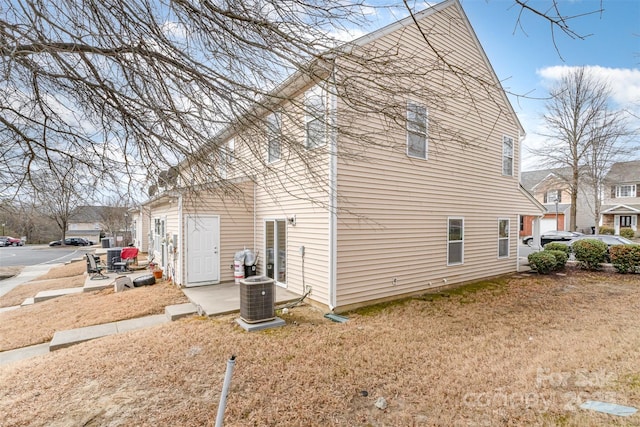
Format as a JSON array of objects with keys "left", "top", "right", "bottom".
[{"left": 540, "top": 218, "right": 557, "bottom": 234}]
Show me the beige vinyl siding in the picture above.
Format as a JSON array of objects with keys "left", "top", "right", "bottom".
[
  {"left": 180, "top": 182, "right": 254, "bottom": 285},
  {"left": 331, "top": 2, "right": 541, "bottom": 310},
  {"left": 245, "top": 85, "right": 331, "bottom": 303}
]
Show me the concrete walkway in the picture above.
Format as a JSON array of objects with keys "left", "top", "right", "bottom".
[
  {"left": 0, "top": 280, "right": 302, "bottom": 366},
  {"left": 0, "top": 264, "right": 62, "bottom": 298}
]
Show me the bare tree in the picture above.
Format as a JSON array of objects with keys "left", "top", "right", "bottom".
[
  {"left": 0, "top": 0, "right": 605, "bottom": 202},
  {"left": 531, "top": 67, "right": 620, "bottom": 231},
  {"left": 30, "top": 159, "right": 90, "bottom": 244},
  {"left": 582, "top": 109, "right": 635, "bottom": 233}
]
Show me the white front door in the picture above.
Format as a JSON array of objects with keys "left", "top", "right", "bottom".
[{"left": 186, "top": 215, "right": 219, "bottom": 286}]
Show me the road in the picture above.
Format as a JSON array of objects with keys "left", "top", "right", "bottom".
[{"left": 0, "top": 245, "right": 94, "bottom": 267}]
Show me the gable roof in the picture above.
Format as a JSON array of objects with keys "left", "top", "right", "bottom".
[
  {"left": 605, "top": 160, "right": 640, "bottom": 183},
  {"left": 520, "top": 167, "right": 572, "bottom": 191}
]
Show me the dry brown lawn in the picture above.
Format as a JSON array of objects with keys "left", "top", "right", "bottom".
[
  {"left": 1, "top": 268, "right": 640, "bottom": 426},
  {"left": 0, "top": 262, "right": 189, "bottom": 351}
]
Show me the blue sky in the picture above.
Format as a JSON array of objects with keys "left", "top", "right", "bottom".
[
  {"left": 357, "top": 0, "right": 639, "bottom": 170},
  {"left": 459, "top": 0, "right": 640, "bottom": 170}
]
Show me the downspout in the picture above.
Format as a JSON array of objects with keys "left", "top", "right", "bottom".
[
  {"left": 328, "top": 67, "right": 338, "bottom": 310},
  {"left": 253, "top": 179, "right": 257, "bottom": 255},
  {"left": 178, "top": 194, "right": 183, "bottom": 286}
]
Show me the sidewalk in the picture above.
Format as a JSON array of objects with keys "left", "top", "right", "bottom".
[{"left": 0, "top": 264, "right": 61, "bottom": 298}]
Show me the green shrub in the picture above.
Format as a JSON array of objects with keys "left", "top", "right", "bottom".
[
  {"left": 544, "top": 242, "right": 571, "bottom": 254},
  {"left": 545, "top": 249, "right": 568, "bottom": 270},
  {"left": 572, "top": 239, "right": 608, "bottom": 270},
  {"left": 528, "top": 251, "right": 556, "bottom": 274},
  {"left": 620, "top": 228, "right": 636, "bottom": 239},
  {"left": 610, "top": 245, "right": 640, "bottom": 273},
  {"left": 599, "top": 226, "right": 615, "bottom": 235}
]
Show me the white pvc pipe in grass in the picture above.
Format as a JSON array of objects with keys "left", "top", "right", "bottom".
[{"left": 215, "top": 355, "right": 236, "bottom": 427}]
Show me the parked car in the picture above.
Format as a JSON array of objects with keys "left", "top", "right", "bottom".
[
  {"left": 48, "top": 238, "right": 90, "bottom": 246},
  {"left": 565, "top": 234, "right": 636, "bottom": 250},
  {"left": 0, "top": 236, "right": 23, "bottom": 246},
  {"left": 522, "top": 230, "right": 583, "bottom": 247}
]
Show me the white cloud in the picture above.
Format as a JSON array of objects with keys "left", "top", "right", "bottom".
[{"left": 536, "top": 65, "right": 640, "bottom": 109}]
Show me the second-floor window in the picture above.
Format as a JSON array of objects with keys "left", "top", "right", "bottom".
[
  {"left": 615, "top": 184, "right": 636, "bottom": 198},
  {"left": 544, "top": 189, "right": 562, "bottom": 203},
  {"left": 305, "top": 85, "right": 327, "bottom": 149},
  {"left": 502, "top": 136, "right": 513, "bottom": 176},
  {"left": 266, "top": 113, "right": 281, "bottom": 163},
  {"left": 218, "top": 145, "right": 227, "bottom": 179},
  {"left": 407, "top": 101, "right": 428, "bottom": 159}
]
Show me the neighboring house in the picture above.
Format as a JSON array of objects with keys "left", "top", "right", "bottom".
[
  {"left": 520, "top": 167, "right": 595, "bottom": 236},
  {"left": 140, "top": 0, "right": 544, "bottom": 312},
  {"left": 600, "top": 160, "right": 640, "bottom": 235},
  {"left": 67, "top": 206, "right": 105, "bottom": 244},
  {"left": 67, "top": 205, "right": 131, "bottom": 245}
]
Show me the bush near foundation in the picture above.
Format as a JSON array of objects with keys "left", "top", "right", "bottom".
[
  {"left": 620, "top": 228, "right": 636, "bottom": 239},
  {"left": 544, "top": 242, "right": 571, "bottom": 254},
  {"left": 545, "top": 249, "right": 568, "bottom": 270},
  {"left": 610, "top": 245, "right": 640, "bottom": 274},
  {"left": 572, "top": 239, "right": 608, "bottom": 270},
  {"left": 528, "top": 251, "right": 556, "bottom": 274},
  {"left": 599, "top": 226, "right": 615, "bottom": 235}
]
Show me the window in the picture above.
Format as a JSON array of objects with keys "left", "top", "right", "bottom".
[
  {"left": 227, "top": 139, "right": 235, "bottom": 163},
  {"left": 616, "top": 184, "right": 636, "bottom": 198},
  {"left": 305, "top": 85, "right": 326, "bottom": 149},
  {"left": 544, "top": 189, "right": 561, "bottom": 203},
  {"left": 620, "top": 216, "right": 632, "bottom": 227},
  {"left": 447, "top": 217, "right": 464, "bottom": 265},
  {"left": 407, "top": 101, "right": 428, "bottom": 159},
  {"left": 266, "top": 113, "right": 281, "bottom": 163},
  {"left": 218, "top": 145, "right": 227, "bottom": 179},
  {"left": 498, "top": 219, "right": 510, "bottom": 258},
  {"left": 502, "top": 136, "right": 513, "bottom": 176}
]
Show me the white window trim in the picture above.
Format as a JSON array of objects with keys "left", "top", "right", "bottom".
[
  {"left": 616, "top": 184, "right": 636, "bottom": 198},
  {"left": 304, "top": 85, "right": 327, "bottom": 149},
  {"left": 498, "top": 218, "right": 510, "bottom": 259},
  {"left": 266, "top": 112, "right": 281, "bottom": 163},
  {"left": 406, "top": 101, "right": 428, "bottom": 160},
  {"left": 447, "top": 217, "right": 464, "bottom": 266},
  {"left": 502, "top": 135, "right": 514, "bottom": 176}
]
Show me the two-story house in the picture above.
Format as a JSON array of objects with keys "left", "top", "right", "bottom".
[
  {"left": 600, "top": 160, "right": 640, "bottom": 235},
  {"left": 520, "top": 167, "right": 593, "bottom": 236},
  {"left": 138, "top": 0, "right": 544, "bottom": 313}
]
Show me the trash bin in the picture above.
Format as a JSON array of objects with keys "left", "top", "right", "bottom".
[
  {"left": 239, "top": 276, "right": 275, "bottom": 323},
  {"left": 101, "top": 238, "right": 110, "bottom": 248}
]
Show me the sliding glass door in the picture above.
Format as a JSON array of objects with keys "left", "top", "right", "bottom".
[{"left": 265, "top": 219, "right": 286, "bottom": 286}]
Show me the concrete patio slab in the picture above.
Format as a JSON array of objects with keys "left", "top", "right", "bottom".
[
  {"left": 21, "top": 297, "right": 34, "bottom": 306},
  {"left": 181, "top": 282, "right": 300, "bottom": 317}
]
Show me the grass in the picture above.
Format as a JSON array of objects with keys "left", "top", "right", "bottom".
[{"left": 0, "top": 266, "right": 639, "bottom": 426}]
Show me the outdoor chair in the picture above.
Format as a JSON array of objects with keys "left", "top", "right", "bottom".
[
  {"left": 87, "top": 254, "right": 108, "bottom": 280},
  {"left": 112, "top": 247, "right": 139, "bottom": 273}
]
